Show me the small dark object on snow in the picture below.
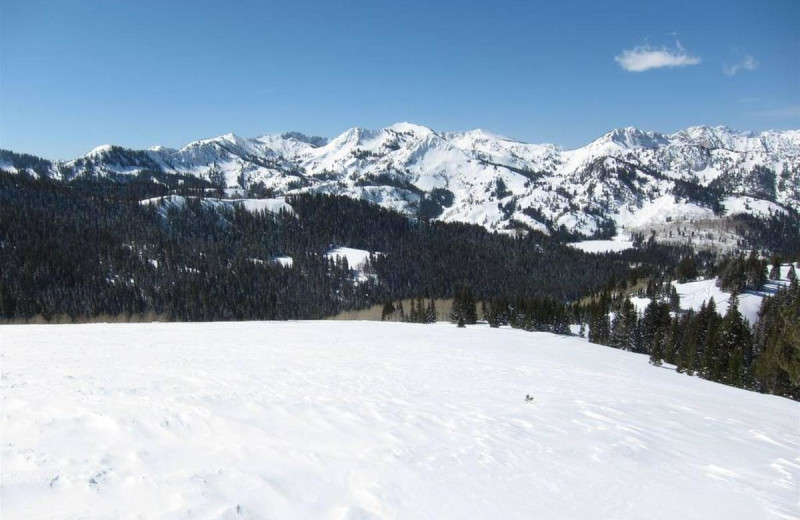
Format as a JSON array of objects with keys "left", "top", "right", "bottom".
[{"left": 525, "top": 394, "right": 534, "bottom": 402}]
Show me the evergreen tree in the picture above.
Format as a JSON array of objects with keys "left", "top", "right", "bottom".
[
  {"left": 669, "top": 286, "right": 681, "bottom": 313},
  {"left": 675, "top": 312, "right": 697, "bottom": 374},
  {"left": 676, "top": 255, "right": 699, "bottom": 282},
  {"left": 744, "top": 250, "right": 767, "bottom": 291},
  {"left": 768, "top": 257, "right": 781, "bottom": 280},
  {"left": 450, "top": 287, "right": 477, "bottom": 325},
  {"left": 641, "top": 300, "right": 671, "bottom": 355},
  {"left": 588, "top": 301, "right": 610, "bottom": 345},
  {"left": 649, "top": 329, "right": 664, "bottom": 366},
  {"left": 700, "top": 299, "right": 723, "bottom": 381},
  {"left": 408, "top": 298, "right": 418, "bottom": 323},
  {"left": 207, "top": 162, "right": 226, "bottom": 195},
  {"left": 718, "top": 292, "right": 752, "bottom": 386},
  {"left": 463, "top": 288, "right": 478, "bottom": 324},
  {"left": 425, "top": 298, "right": 437, "bottom": 323},
  {"left": 610, "top": 297, "right": 636, "bottom": 350},
  {"left": 381, "top": 300, "right": 395, "bottom": 321},
  {"left": 753, "top": 280, "right": 800, "bottom": 398},
  {"left": 663, "top": 316, "right": 681, "bottom": 364}
]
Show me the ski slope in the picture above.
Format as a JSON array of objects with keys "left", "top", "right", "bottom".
[{"left": 1, "top": 322, "right": 798, "bottom": 520}]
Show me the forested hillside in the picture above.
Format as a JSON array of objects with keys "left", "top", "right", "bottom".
[{"left": 1, "top": 170, "right": 681, "bottom": 322}]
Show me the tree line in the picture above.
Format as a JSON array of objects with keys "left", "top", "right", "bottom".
[
  {"left": 1, "top": 170, "right": 680, "bottom": 323},
  {"left": 581, "top": 274, "right": 799, "bottom": 400}
]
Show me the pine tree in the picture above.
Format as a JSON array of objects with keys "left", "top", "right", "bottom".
[
  {"left": 425, "top": 298, "right": 437, "bottom": 323},
  {"left": 768, "top": 256, "right": 781, "bottom": 280},
  {"left": 449, "top": 291, "right": 463, "bottom": 324},
  {"left": 698, "top": 298, "right": 722, "bottom": 380},
  {"left": 463, "top": 287, "right": 477, "bottom": 324},
  {"left": 381, "top": 300, "right": 396, "bottom": 321},
  {"left": 663, "top": 316, "right": 681, "bottom": 364},
  {"left": 718, "top": 292, "right": 752, "bottom": 386},
  {"left": 744, "top": 250, "right": 766, "bottom": 291},
  {"left": 641, "top": 300, "right": 670, "bottom": 355},
  {"left": 450, "top": 287, "right": 477, "bottom": 325},
  {"left": 649, "top": 329, "right": 664, "bottom": 366},
  {"left": 753, "top": 281, "right": 800, "bottom": 397},
  {"left": 610, "top": 297, "right": 636, "bottom": 350},
  {"left": 588, "top": 302, "right": 610, "bottom": 345},
  {"left": 675, "top": 312, "right": 697, "bottom": 374},
  {"left": 669, "top": 286, "right": 681, "bottom": 313}
]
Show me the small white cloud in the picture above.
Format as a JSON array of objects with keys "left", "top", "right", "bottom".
[
  {"left": 723, "top": 54, "right": 758, "bottom": 76},
  {"left": 615, "top": 42, "right": 701, "bottom": 72},
  {"left": 751, "top": 105, "right": 800, "bottom": 119}
]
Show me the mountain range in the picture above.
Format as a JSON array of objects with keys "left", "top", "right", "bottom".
[{"left": 2, "top": 123, "right": 798, "bottom": 247}]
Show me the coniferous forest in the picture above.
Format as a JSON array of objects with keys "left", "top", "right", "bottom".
[
  {"left": 1, "top": 169, "right": 798, "bottom": 399},
  {"left": 0, "top": 170, "right": 669, "bottom": 322}
]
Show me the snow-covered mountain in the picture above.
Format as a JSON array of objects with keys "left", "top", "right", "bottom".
[{"left": 3, "top": 123, "right": 798, "bottom": 245}]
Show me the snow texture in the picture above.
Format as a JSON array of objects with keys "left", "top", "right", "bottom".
[{"left": 2, "top": 321, "right": 798, "bottom": 520}]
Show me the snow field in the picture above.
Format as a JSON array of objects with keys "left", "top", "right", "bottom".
[
  {"left": 1, "top": 321, "right": 798, "bottom": 520},
  {"left": 324, "top": 247, "right": 375, "bottom": 269},
  {"left": 569, "top": 237, "right": 634, "bottom": 253}
]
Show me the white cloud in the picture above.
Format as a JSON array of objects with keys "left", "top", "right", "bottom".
[
  {"left": 615, "top": 42, "right": 701, "bottom": 72},
  {"left": 723, "top": 54, "right": 758, "bottom": 76},
  {"left": 751, "top": 105, "right": 800, "bottom": 120}
]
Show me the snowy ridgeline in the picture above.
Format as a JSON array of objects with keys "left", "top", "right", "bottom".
[
  {"left": 2, "top": 322, "right": 798, "bottom": 520},
  {"left": 8, "top": 123, "right": 799, "bottom": 242}
]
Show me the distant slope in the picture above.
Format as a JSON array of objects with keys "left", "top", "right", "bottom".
[{"left": 627, "top": 263, "right": 798, "bottom": 325}]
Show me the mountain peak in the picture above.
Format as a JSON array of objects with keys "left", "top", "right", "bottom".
[
  {"left": 279, "top": 132, "right": 328, "bottom": 147},
  {"left": 86, "top": 144, "right": 115, "bottom": 157},
  {"left": 386, "top": 122, "right": 435, "bottom": 136},
  {"left": 185, "top": 132, "right": 246, "bottom": 149},
  {"left": 593, "top": 127, "right": 667, "bottom": 150}
]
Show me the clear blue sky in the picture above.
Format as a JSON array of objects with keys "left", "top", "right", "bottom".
[{"left": 1, "top": 0, "right": 798, "bottom": 159}]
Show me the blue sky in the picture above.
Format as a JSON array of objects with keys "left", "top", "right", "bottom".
[{"left": 1, "top": 0, "right": 798, "bottom": 159}]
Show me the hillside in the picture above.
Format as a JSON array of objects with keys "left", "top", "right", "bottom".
[
  {"left": 3, "top": 124, "right": 798, "bottom": 249},
  {"left": 2, "top": 321, "right": 797, "bottom": 520},
  {"left": 3, "top": 172, "right": 668, "bottom": 322}
]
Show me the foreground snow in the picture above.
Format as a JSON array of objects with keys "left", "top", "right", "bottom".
[{"left": 1, "top": 322, "right": 798, "bottom": 520}]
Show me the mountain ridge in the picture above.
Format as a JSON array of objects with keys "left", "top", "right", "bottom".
[{"left": 2, "top": 123, "right": 798, "bottom": 248}]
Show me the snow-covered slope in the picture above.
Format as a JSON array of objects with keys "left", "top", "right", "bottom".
[
  {"left": 140, "top": 195, "right": 293, "bottom": 217},
  {"left": 2, "top": 321, "right": 798, "bottom": 520},
  {"left": 3, "top": 124, "right": 798, "bottom": 245},
  {"left": 631, "top": 263, "right": 798, "bottom": 324}
]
